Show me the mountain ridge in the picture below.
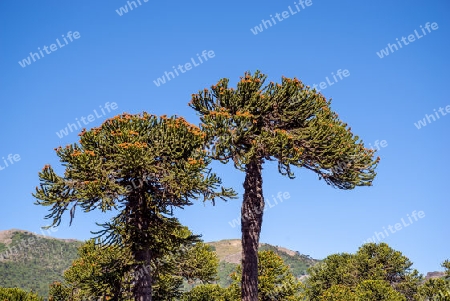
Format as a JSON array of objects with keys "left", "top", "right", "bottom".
[
  {"left": 0, "top": 229, "right": 319, "bottom": 297},
  {"left": 0, "top": 229, "right": 445, "bottom": 298}
]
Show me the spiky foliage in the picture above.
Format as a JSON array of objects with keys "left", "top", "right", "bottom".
[
  {"left": 183, "top": 250, "right": 303, "bottom": 301},
  {"left": 443, "top": 260, "right": 450, "bottom": 280},
  {"left": 415, "top": 259, "right": 450, "bottom": 301},
  {"left": 189, "top": 70, "right": 379, "bottom": 301},
  {"left": 49, "top": 227, "right": 220, "bottom": 301},
  {"left": 181, "top": 284, "right": 232, "bottom": 301},
  {"left": 355, "top": 280, "right": 406, "bottom": 301},
  {"left": 228, "top": 250, "right": 303, "bottom": 301},
  {"left": 319, "top": 285, "right": 358, "bottom": 301},
  {"left": 60, "top": 239, "right": 134, "bottom": 300},
  {"left": 189, "top": 70, "right": 379, "bottom": 189},
  {"left": 34, "top": 112, "right": 236, "bottom": 301},
  {"left": 0, "top": 287, "right": 44, "bottom": 301},
  {"left": 416, "top": 278, "right": 450, "bottom": 301},
  {"left": 304, "top": 243, "right": 422, "bottom": 301}
]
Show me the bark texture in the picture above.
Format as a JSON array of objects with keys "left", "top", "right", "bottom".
[
  {"left": 241, "top": 158, "right": 264, "bottom": 301},
  {"left": 133, "top": 248, "right": 152, "bottom": 301},
  {"left": 130, "top": 194, "right": 153, "bottom": 301}
]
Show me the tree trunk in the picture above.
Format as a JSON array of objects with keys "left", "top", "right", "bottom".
[
  {"left": 241, "top": 158, "right": 264, "bottom": 301},
  {"left": 133, "top": 247, "right": 152, "bottom": 301},
  {"left": 129, "top": 194, "right": 153, "bottom": 301}
]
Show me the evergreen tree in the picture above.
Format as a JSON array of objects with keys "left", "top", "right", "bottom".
[
  {"left": 303, "top": 243, "right": 422, "bottom": 301},
  {"left": 228, "top": 250, "right": 303, "bottom": 301},
  {"left": 189, "top": 70, "right": 379, "bottom": 301},
  {"left": 416, "top": 260, "right": 450, "bottom": 301},
  {"left": 443, "top": 260, "right": 450, "bottom": 279},
  {"left": 318, "top": 285, "right": 357, "bottom": 301},
  {"left": 355, "top": 280, "right": 406, "bottom": 301},
  {"left": 184, "top": 250, "right": 303, "bottom": 301},
  {"left": 35, "top": 113, "right": 235, "bottom": 301},
  {"left": 0, "top": 287, "right": 44, "bottom": 301},
  {"left": 49, "top": 227, "right": 219, "bottom": 301},
  {"left": 181, "top": 284, "right": 232, "bottom": 301},
  {"left": 416, "top": 278, "right": 450, "bottom": 301}
]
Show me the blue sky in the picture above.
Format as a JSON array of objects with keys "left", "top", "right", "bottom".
[{"left": 0, "top": 0, "right": 448, "bottom": 275}]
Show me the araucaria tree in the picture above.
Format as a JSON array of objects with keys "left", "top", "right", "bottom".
[
  {"left": 49, "top": 227, "right": 220, "bottom": 301},
  {"left": 189, "top": 70, "right": 379, "bottom": 301},
  {"left": 34, "top": 113, "right": 235, "bottom": 301}
]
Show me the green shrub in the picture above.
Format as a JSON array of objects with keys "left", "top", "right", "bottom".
[
  {"left": 0, "top": 287, "right": 44, "bottom": 301},
  {"left": 182, "top": 284, "right": 233, "bottom": 301}
]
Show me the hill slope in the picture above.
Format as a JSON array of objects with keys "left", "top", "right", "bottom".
[
  {"left": 0, "top": 230, "right": 321, "bottom": 298},
  {"left": 208, "top": 239, "right": 320, "bottom": 286},
  {"left": 1, "top": 229, "right": 447, "bottom": 299},
  {"left": 0, "top": 229, "right": 82, "bottom": 297}
]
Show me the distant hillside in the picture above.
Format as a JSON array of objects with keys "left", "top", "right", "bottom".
[
  {"left": 0, "top": 229, "right": 82, "bottom": 298},
  {"left": 207, "top": 239, "right": 320, "bottom": 287},
  {"left": 0, "top": 230, "right": 320, "bottom": 297},
  {"left": 425, "top": 271, "right": 446, "bottom": 280},
  {"left": 2, "top": 230, "right": 445, "bottom": 299}
]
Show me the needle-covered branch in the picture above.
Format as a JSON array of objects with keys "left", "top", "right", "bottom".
[
  {"left": 189, "top": 70, "right": 379, "bottom": 189},
  {"left": 34, "top": 112, "right": 237, "bottom": 301},
  {"left": 189, "top": 70, "right": 379, "bottom": 301},
  {"left": 34, "top": 113, "right": 236, "bottom": 231}
]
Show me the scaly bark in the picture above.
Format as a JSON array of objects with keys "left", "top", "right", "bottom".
[
  {"left": 133, "top": 248, "right": 152, "bottom": 301},
  {"left": 241, "top": 158, "right": 264, "bottom": 301},
  {"left": 130, "top": 195, "right": 153, "bottom": 301}
]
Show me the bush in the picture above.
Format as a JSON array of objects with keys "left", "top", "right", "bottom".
[
  {"left": 355, "top": 280, "right": 406, "bottom": 301},
  {"left": 319, "top": 285, "right": 357, "bottom": 301},
  {"left": 181, "top": 284, "right": 233, "bottom": 301},
  {"left": 0, "top": 287, "right": 44, "bottom": 301}
]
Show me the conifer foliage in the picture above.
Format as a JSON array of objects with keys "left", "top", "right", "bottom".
[
  {"left": 34, "top": 113, "right": 235, "bottom": 301},
  {"left": 0, "top": 287, "right": 43, "bottom": 301},
  {"left": 189, "top": 70, "right": 379, "bottom": 301}
]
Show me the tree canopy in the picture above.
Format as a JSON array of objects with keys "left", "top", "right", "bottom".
[
  {"left": 189, "top": 70, "right": 379, "bottom": 188},
  {"left": 34, "top": 113, "right": 235, "bottom": 301},
  {"left": 189, "top": 70, "right": 379, "bottom": 301},
  {"left": 183, "top": 249, "right": 303, "bottom": 301},
  {"left": 0, "top": 287, "right": 44, "bottom": 301},
  {"left": 304, "top": 243, "right": 423, "bottom": 301}
]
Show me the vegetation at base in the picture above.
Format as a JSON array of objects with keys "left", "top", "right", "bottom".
[
  {"left": 208, "top": 239, "right": 320, "bottom": 288},
  {"left": 47, "top": 227, "right": 220, "bottom": 301},
  {"left": 302, "top": 243, "right": 450, "bottom": 301},
  {"left": 217, "top": 262, "right": 237, "bottom": 287},
  {"left": 181, "top": 284, "right": 232, "bottom": 301},
  {"left": 181, "top": 250, "right": 303, "bottom": 301},
  {"left": 0, "top": 287, "right": 44, "bottom": 301},
  {"left": 0, "top": 242, "right": 7, "bottom": 253},
  {"left": 0, "top": 232, "right": 448, "bottom": 300},
  {"left": 416, "top": 277, "right": 450, "bottom": 300},
  {"left": 258, "top": 244, "right": 315, "bottom": 277},
  {"left": 229, "top": 250, "right": 303, "bottom": 300},
  {"left": 0, "top": 229, "right": 318, "bottom": 300},
  {"left": 182, "top": 243, "right": 450, "bottom": 301}
]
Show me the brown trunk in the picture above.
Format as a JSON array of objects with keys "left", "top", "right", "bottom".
[
  {"left": 133, "top": 248, "right": 152, "bottom": 301},
  {"left": 241, "top": 158, "right": 264, "bottom": 301},
  {"left": 129, "top": 194, "right": 153, "bottom": 301}
]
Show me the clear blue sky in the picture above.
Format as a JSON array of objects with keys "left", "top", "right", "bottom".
[{"left": 0, "top": 0, "right": 448, "bottom": 275}]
